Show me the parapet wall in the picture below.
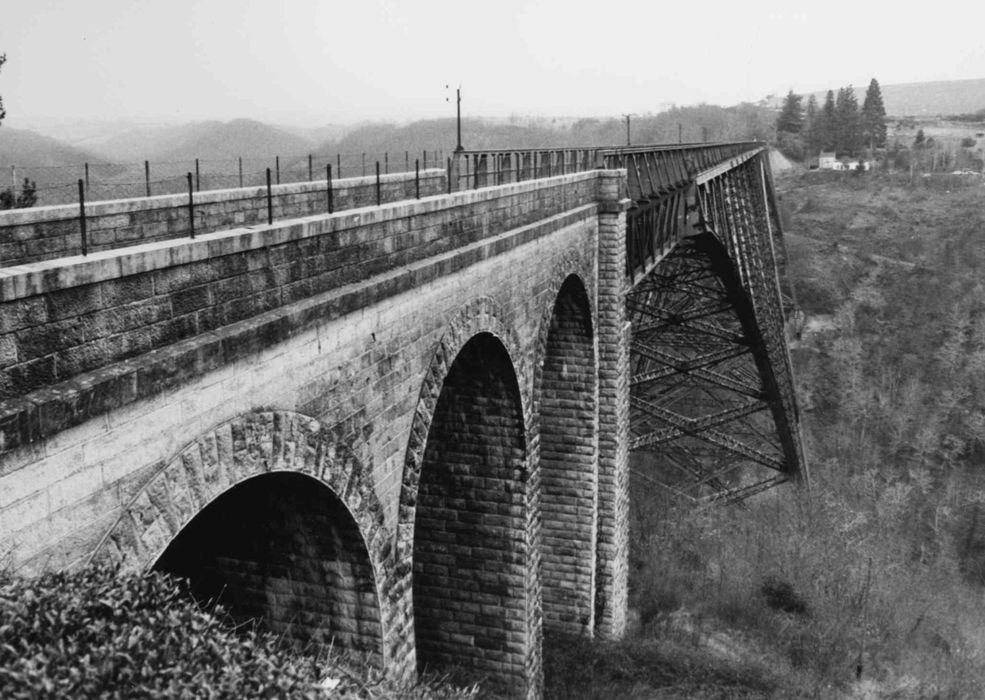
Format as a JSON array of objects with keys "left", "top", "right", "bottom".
[
  {"left": 0, "top": 172, "right": 603, "bottom": 456},
  {"left": 0, "top": 170, "right": 446, "bottom": 266}
]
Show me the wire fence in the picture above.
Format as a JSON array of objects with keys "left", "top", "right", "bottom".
[
  {"left": 1, "top": 161, "right": 448, "bottom": 267},
  {"left": 3, "top": 150, "right": 448, "bottom": 207}
]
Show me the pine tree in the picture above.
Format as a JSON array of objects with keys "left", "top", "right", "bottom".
[
  {"left": 776, "top": 90, "right": 804, "bottom": 134},
  {"left": 805, "top": 94, "right": 819, "bottom": 152},
  {"left": 834, "top": 86, "right": 861, "bottom": 155},
  {"left": 861, "top": 78, "right": 887, "bottom": 148},
  {"left": 816, "top": 90, "right": 837, "bottom": 152}
]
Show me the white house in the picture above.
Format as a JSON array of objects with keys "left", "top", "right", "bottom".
[
  {"left": 814, "top": 151, "right": 871, "bottom": 171},
  {"left": 817, "top": 151, "right": 838, "bottom": 169}
]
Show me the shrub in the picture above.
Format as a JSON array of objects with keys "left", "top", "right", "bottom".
[
  {"left": 0, "top": 566, "right": 476, "bottom": 699},
  {"left": 0, "top": 566, "right": 331, "bottom": 697}
]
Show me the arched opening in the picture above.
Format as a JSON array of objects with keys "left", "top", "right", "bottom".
[
  {"left": 539, "top": 275, "right": 598, "bottom": 634},
  {"left": 412, "top": 332, "right": 528, "bottom": 688},
  {"left": 154, "top": 472, "right": 383, "bottom": 665}
]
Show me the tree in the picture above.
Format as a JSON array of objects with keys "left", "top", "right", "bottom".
[
  {"left": 0, "top": 178, "right": 36, "bottom": 210},
  {"left": 0, "top": 53, "right": 5, "bottom": 125},
  {"left": 861, "top": 78, "right": 887, "bottom": 148},
  {"left": 815, "top": 90, "right": 837, "bottom": 152},
  {"left": 834, "top": 86, "right": 861, "bottom": 155},
  {"left": 776, "top": 90, "right": 804, "bottom": 134},
  {"left": 0, "top": 53, "right": 37, "bottom": 210},
  {"left": 804, "top": 94, "right": 819, "bottom": 151}
]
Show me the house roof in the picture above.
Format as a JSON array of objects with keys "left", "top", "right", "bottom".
[{"left": 819, "top": 151, "right": 836, "bottom": 158}]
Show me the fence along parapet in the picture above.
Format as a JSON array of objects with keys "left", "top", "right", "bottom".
[{"left": 0, "top": 169, "right": 446, "bottom": 268}]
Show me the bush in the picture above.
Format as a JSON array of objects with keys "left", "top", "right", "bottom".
[
  {"left": 776, "top": 131, "right": 808, "bottom": 162},
  {"left": 628, "top": 466, "right": 985, "bottom": 694},
  {"left": 0, "top": 566, "right": 331, "bottom": 698},
  {"left": 0, "top": 178, "right": 37, "bottom": 210},
  {"left": 0, "top": 566, "right": 476, "bottom": 699}
]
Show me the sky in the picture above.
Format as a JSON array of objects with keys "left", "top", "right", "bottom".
[{"left": 2, "top": 0, "right": 984, "bottom": 129}]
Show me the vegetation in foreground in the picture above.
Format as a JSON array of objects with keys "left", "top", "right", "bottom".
[{"left": 0, "top": 566, "right": 476, "bottom": 699}]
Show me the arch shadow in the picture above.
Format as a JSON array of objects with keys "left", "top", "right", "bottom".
[{"left": 91, "top": 410, "right": 389, "bottom": 667}]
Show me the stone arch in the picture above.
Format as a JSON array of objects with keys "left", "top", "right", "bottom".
[
  {"left": 91, "top": 410, "right": 389, "bottom": 667},
  {"left": 532, "top": 272, "right": 599, "bottom": 635},
  {"left": 395, "top": 297, "right": 536, "bottom": 696},
  {"left": 398, "top": 297, "right": 530, "bottom": 543}
]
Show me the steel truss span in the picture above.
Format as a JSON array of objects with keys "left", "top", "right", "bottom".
[{"left": 625, "top": 149, "right": 807, "bottom": 503}]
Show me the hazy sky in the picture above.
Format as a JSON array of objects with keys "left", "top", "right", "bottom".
[{"left": 2, "top": 0, "right": 984, "bottom": 128}]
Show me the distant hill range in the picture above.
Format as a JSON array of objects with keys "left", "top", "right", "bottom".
[
  {"left": 74, "top": 119, "right": 316, "bottom": 164},
  {"left": 3, "top": 103, "right": 779, "bottom": 205},
  {"left": 807, "top": 78, "right": 985, "bottom": 118},
  {"left": 0, "top": 127, "right": 102, "bottom": 170}
]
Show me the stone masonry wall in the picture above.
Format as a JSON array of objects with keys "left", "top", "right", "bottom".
[
  {"left": 594, "top": 171, "right": 631, "bottom": 638},
  {"left": 413, "top": 334, "right": 528, "bottom": 693},
  {"left": 0, "top": 174, "right": 598, "bottom": 408},
  {"left": 538, "top": 276, "right": 598, "bottom": 634},
  {"left": 0, "top": 169, "right": 625, "bottom": 696},
  {"left": 0, "top": 176, "right": 603, "bottom": 579},
  {"left": 0, "top": 170, "right": 446, "bottom": 266}
]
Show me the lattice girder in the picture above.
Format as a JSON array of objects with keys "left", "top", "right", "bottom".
[{"left": 628, "top": 199, "right": 805, "bottom": 502}]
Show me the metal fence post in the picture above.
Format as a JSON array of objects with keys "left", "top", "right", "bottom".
[
  {"left": 375, "top": 161, "right": 381, "bottom": 205},
  {"left": 187, "top": 172, "right": 195, "bottom": 239},
  {"left": 447, "top": 157, "right": 452, "bottom": 194},
  {"left": 308, "top": 154, "right": 313, "bottom": 181},
  {"left": 362, "top": 153, "right": 366, "bottom": 177},
  {"left": 415, "top": 159, "right": 420, "bottom": 199},
  {"left": 385, "top": 152, "right": 389, "bottom": 174},
  {"left": 337, "top": 153, "right": 341, "bottom": 179},
  {"left": 327, "top": 164, "right": 334, "bottom": 214},
  {"left": 78, "top": 180, "right": 88, "bottom": 256},
  {"left": 195, "top": 158, "right": 200, "bottom": 192},
  {"left": 84, "top": 162, "right": 90, "bottom": 193},
  {"left": 239, "top": 156, "right": 243, "bottom": 188},
  {"left": 266, "top": 168, "right": 273, "bottom": 224},
  {"left": 276, "top": 156, "right": 280, "bottom": 185},
  {"left": 144, "top": 160, "right": 151, "bottom": 197}
]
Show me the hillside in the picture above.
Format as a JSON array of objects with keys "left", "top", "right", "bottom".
[
  {"left": 577, "top": 170, "right": 985, "bottom": 699},
  {"left": 146, "top": 119, "right": 314, "bottom": 162},
  {"left": 0, "top": 127, "right": 101, "bottom": 169},
  {"left": 0, "top": 127, "right": 116, "bottom": 203},
  {"left": 3, "top": 104, "right": 778, "bottom": 205},
  {"left": 808, "top": 77, "right": 985, "bottom": 117},
  {"left": 316, "top": 103, "right": 775, "bottom": 160}
]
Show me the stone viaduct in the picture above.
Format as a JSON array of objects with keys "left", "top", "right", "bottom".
[{"left": 0, "top": 144, "right": 806, "bottom": 698}]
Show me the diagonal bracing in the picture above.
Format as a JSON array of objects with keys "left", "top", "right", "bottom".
[{"left": 627, "top": 170, "right": 806, "bottom": 502}]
